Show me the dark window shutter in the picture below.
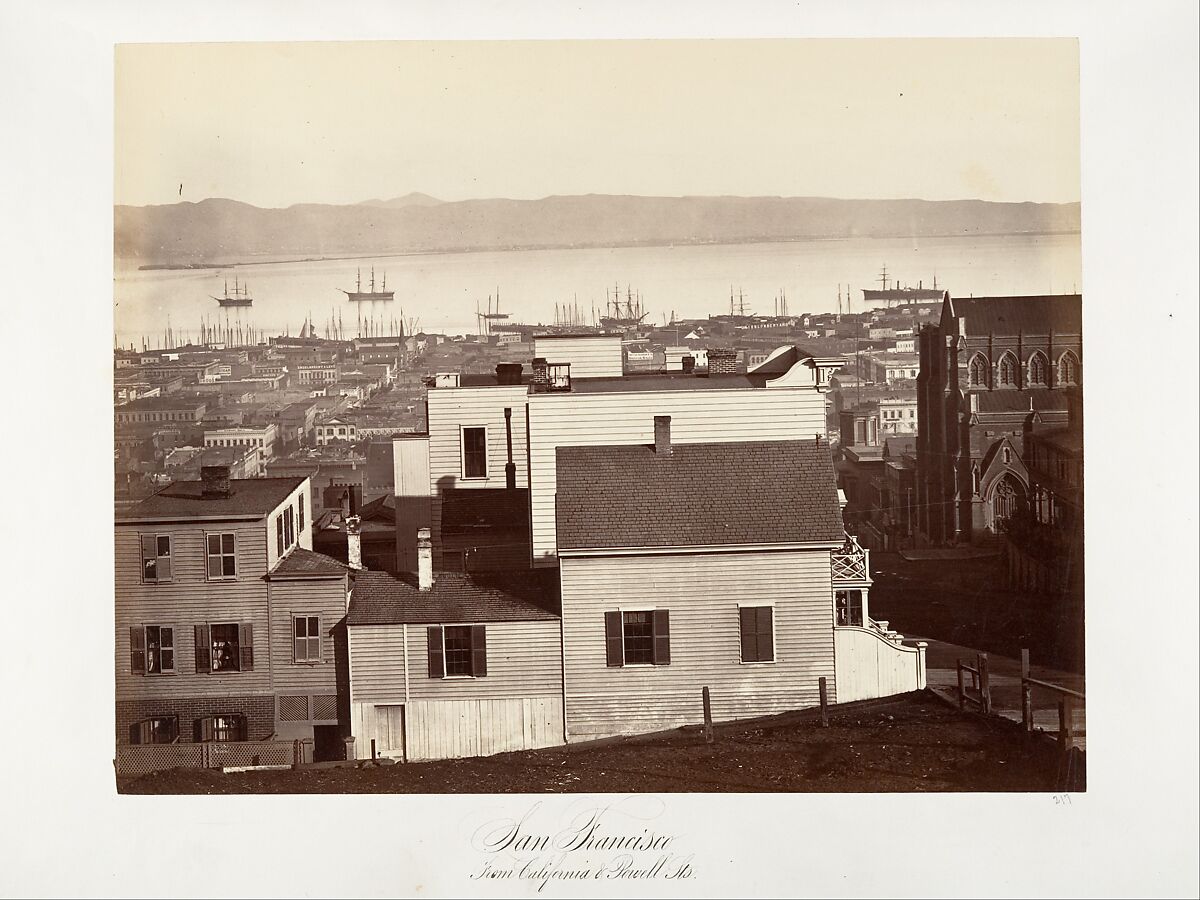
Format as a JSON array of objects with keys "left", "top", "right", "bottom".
[
  {"left": 427, "top": 626, "right": 444, "bottom": 678},
  {"left": 758, "top": 607, "right": 775, "bottom": 662},
  {"left": 194, "top": 624, "right": 211, "bottom": 673},
  {"left": 130, "top": 626, "right": 146, "bottom": 674},
  {"left": 470, "top": 625, "right": 488, "bottom": 677},
  {"left": 168, "top": 716, "right": 179, "bottom": 742},
  {"left": 604, "top": 611, "right": 623, "bottom": 667},
  {"left": 739, "top": 607, "right": 757, "bottom": 662},
  {"left": 652, "top": 609, "right": 671, "bottom": 665},
  {"left": 136, "top": 719, "right": 152, "bottom": 744},
  {"left": 199, "top": 717, "right": 214, "bottom": 742},
  {"left": 239, "top": 623, "right": 254, "bottom": 671}
]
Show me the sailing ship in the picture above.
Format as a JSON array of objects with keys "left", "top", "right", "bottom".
[
  {"left": 860, "top": 265, "right": 943, "bottom": 307},
  {"left": 210, "top": 276, "right": 253, "bottom": 308},
  {"left": 598, "top": 283, "right": 649, "bottom": 330},
  {"left": 341, "top": 267, "right": 395, "bottom": 302}
]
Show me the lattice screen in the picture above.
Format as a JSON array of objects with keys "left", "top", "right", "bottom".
[
  {"left": 278, "top": 695, "right": 310, "bottom": 721},
  {"left": 311, "top": 695, "right": 338, "bottom": 722}
]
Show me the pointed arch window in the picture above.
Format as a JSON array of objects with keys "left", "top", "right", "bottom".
[
  {"left": 1058, "top": 351, "right": 1080, "bottom": 386},
  {"left": 997, "top": 352, "right": 1018, "bottom": 387},
  {"left": 968, "top": 354, "right": 989, "bottom": 388},
  {"left": 1028, "top": 352, "right": 1048, "bottom": 386}
]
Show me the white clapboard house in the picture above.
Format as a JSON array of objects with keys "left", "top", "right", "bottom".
[{"left": 347, "top": 335, "right": 926, "bottom": 760}]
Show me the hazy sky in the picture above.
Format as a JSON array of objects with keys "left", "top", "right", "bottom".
[{"left": 115, "top": 39, "right": 1080, "bottom": 208}]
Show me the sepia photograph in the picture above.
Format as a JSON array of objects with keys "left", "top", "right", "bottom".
[
  {"left": 112, "top": 37, "right": 1086, "bottom": 796},
  {"left": 2, "top": 2, "right": 1197, "bottom": 897}
]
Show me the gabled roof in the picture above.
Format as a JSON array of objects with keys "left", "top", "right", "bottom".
[
  {"left": 347, "top": 570, "right": 560, "bottom": 626},
  {"left": 116, "top": 476, "right": 306, "bottom": 521},
  {"left": 556, "top": 439, "right": 844, "bottom": 551},
  {"left": 948, "top": 294, "right": 1082, "bottom": 336},
  {"left": 269, "top": 548, "right": 350, "bottom": 578}
]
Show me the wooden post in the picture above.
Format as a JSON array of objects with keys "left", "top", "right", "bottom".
[
  {"left": 1020, "top": 648, "right": 1033, "bottom": 732},
  {"left": 956, "top": 661, "right": 965, "bottom": 710},
  {"left": 819, "top": 677, "right": 830, "bottom": 727},
  {"left": 370, "top": 738, "right": 377, "bottom": 761},
  {"left": 702, "top": 686, "right": 714, "bottom": 743},
  {"left": 978, "top": 653, "right": 991, "bottom": 715},
  {"left": 1059, "top": 697, "right": 1074, "bottom": 750},
  {"left": 292, "top": 739, "right": 301, "bottom": 770}
]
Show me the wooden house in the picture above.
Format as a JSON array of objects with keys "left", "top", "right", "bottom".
[
  {"left": 115, "top": 466, "right": 351, "bottom": 756},
  {"left": 345, "top": 531, "right": 563, "bottom": 761}
]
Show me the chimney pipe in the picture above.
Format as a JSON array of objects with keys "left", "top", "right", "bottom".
[
  {"left": 504, "top": 407, "right": 516, "bottom": 489},
  {"left": 654, "top": 415, "right": 672, "bottom": 456},
  {"left": 346, "top": 516, "right": 363, "bottom": 570},
  {"left": 417, "top": 527, "right": 433, "bottom": 591},
  {"left": 200, "top": 465, "right": 231, "bottom": 499}
]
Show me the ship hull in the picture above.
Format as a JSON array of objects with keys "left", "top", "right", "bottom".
[
  {"left": 343, "top": 291, "right": 395, "bottom": 302},
  {"left": 215, "top": 299, "right": 253, "bottom": 307}
]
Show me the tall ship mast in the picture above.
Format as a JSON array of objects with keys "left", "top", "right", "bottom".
[
  {"left": 341, "top": 266, "right": 395, "bottom": 302},
  {"left": 860, "top": 265, "right": 943, "bottom": 307},
  {"left": 598, "top": 282, "right": 649, "bottom": 330},
  {"left": 210, "top": 275, "right": 254, "bottom": 308}
]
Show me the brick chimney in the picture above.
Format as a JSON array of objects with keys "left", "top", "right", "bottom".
[
  {"left": 417, "top": 526, "right": 433, "bottom": 591},
  {"left": 200, "top": 465, "right": 231, "bottom": 499},
  {"left": 707, "top": 347, "right": 738, "bottom": 375},
  {"left": 345, "top": 516, "right": 363, "bottom": 570},
  {"left": 654, "top": 415, "right": 672, "bottom": 456}
]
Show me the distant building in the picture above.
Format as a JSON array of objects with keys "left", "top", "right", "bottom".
[
  {"left": 878, "top": 395, "right": 918, "bottom": 434},
  {"left": 115, "top": 397, "right": 207, "bottom": 425},
  {"left": 915, "top": 292, "right": 1082, "bottom": 545},
  {"left": 204, "top": 424, "right": 278, "bottom": 459},
  {"left": 315, "top": 417, "right": 358, "bottom": 445}
]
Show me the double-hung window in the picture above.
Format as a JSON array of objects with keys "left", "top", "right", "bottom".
[
  {"left": 129, "top": 624, "right": 175, "bottom": 674},
  {"left": 835, "top": 590, "right": 864, "bottom": 627},
  {"left": 140, "top": 534, "right": 172, "bottom": 583},
  {"left": 461, "top": 426, "right": 488, "bottom": 479},
  {"left": 605, "top": 609, "right": 671, "bottom": 667},
  {"left": 195, "top": 622, "right": 253, "bottom": 673},
  {"left": 206, "top": 533, "right": 236, "bottom": 579},
  {"left": 427, "top": 625, "right": 487, "bottom": 678},
  {"left": 293, "top": 616, "right": 321, "bottom": 663}
]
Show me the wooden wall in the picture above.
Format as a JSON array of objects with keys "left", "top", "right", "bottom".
[
  {"left": 533, "top": 335, "right": 624, "bottom": 378},
  {"left": 266, "top": 575, "right": 348, "bottom": 697},
  {"left": 115, "top": 519, "right": 273, "bottom": 701},
  {"left": 348, "top": 619, "right": 562, "bottom": 704},
  {"left": 833, "top": 627, "right": 927, "bottom": 703},
  {"left": 559, "top": 549, "right": 837, "bottom": 741}
]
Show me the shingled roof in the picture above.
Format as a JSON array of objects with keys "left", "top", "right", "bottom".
[
  {"left": 269, "top": 548, "right": 350, "bottom": 578},
  {"left": 974, "top": 389, "right": 1071, "bottom": 415},
  {"left": 116, "top": 476, "right": 306, "bottom": 521},
  {"left": 555, "top": 439, "right": 844, "bottom": 551},
  {"left": 347, "top": 570, "right": 560, "bottom": 626}
]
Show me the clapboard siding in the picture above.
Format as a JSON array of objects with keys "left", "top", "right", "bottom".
[
  {"left": 426, "top": 385, "right": 530, "bottom": 563},
  {"left": 267, "top": 576, "right": 348, "bottom": 694},
  {"left": 529, "top": 387, "right": 829, "bottom": 563},
  {"left": 560, "top": 550, "right": 836, "bottom": 740},
  {"left": 115, "top": 520, "right": 273, "bottom": 698},
  {"left": 349, "top": 697, "right": 564, "bottom": 761},
  {"left": 348, "top": 619, "right": 562, "bottom": 704},
  {"left": 533, "top": 335, "right": 623, "bottom": 378},
  {"left": 265, "top": 480, "right": 314, "bottom": 572}
]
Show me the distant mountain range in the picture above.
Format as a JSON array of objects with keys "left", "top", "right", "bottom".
[{"left": 114, "top": 194, "right": 1081, "bottom": 266}]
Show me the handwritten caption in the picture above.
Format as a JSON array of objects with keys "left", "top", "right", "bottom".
[{"left": 469, "top": 799, "right": 693, "bottom": 891}]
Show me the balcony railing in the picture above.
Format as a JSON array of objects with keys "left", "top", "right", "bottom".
[{"left": 831, "top": 533, "right": 872, "bottom": 586}]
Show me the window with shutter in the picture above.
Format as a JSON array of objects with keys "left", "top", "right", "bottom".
[
  {"left": 140, "top": 533, "right": 172, "bottom": 583},
  {"left": 134, "top": 716, "right": 178, "bottom": 745},
  {"left": 621, "top": 611, "right": 654, "bottom": 664},
  {"left": 443, "top": 625, "right": 473, "bottom": 676},
  {"left": 604, "top": 611, "right": 623, "bottom": 667},
  {"left": 129, "top": 626, "right": 146, "bottom": 674},
  {"left": 209, "top": 623, "right": 241, "bottom": 672},
  {"left": 427, "top": 625, "right": 445, "bottom": 678},
  {"left": 739, "top": 606, "right": 774, "bottom": 663},
  {"left": 470, "top": 625, "right": 488, "bottom": 677}
]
